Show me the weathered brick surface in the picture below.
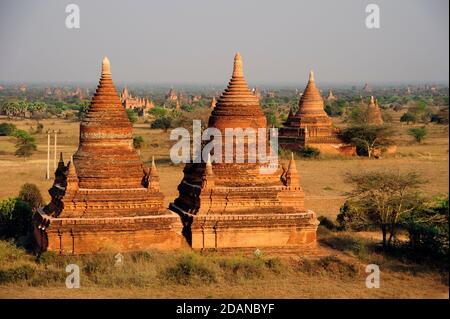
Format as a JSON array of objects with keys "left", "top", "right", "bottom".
[
  {"left": 34, "top": 57, "right": 185, "bottom": 254},
  {"left": 170, "top": 54, "right": 319, "bottom": 250}
]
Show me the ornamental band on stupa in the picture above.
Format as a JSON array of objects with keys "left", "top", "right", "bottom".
[{"left": 33, "top": 57, "right": 185, "bottom": 254}]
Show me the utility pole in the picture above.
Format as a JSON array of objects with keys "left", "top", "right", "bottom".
[
  {"left": 53, "top": 130, "right": 57, "bottom": 170},
  {"left": 46, "top": 131, "right": 50, "bottom": 179}
]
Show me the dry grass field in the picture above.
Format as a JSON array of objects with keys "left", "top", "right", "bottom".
[
  {"left": 0, "top": 229, "right": 448, "bottom": 299},
  {"left": 0, "top": 116, "right": 448, "bottom": 299}
]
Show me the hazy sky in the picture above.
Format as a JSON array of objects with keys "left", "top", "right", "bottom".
[{"left": 0, "top": 0, "right": 448, "bottom": 85}]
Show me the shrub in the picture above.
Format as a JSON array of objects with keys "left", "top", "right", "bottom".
[
  {"left": 18, "top": 183, "right": 43, "bottom": 210},
  {"left": 148, "top": 106, "right": 167, "bottom": 117},
  {"left": 264, "top": 257, "right": 285, "bottom": 274},
  {"left": 29, "top": 269, "right": 65, "bottom": 286},
  {"left": 82, "top": 255, "right": 111, "bottom": 275},
  {"left": 408, "top": 127, "right": 427, "bottom": 143},
  {"left": 320, "top": 233, "right": 370, "bottom": 260},
  {"left": 163, "top": 254, "right": 216, "bottom": 285},
  {"left": 218, "top": 256, "right": 264, "bottom": 280},
  {"left": 36, "top": 251, "right": 61, "bottom": 266},
  {"left": 0, "top": 123, "right": 17, "bottom": 136},
  {"left": 402, "top": 197, "right": 449, "bottom": 260},
  {"left": 400, "top": 112, "right": 417, "bottom": 124},
  {"left": 296, "top": 256, "right": 359, "bottom": 278},
  {"left": 0, "top": 197, "right": 33, "bottom": 239},
  {"left": 336, "top": 200, "right": 374, "bottom": 231},
  {"left": 430, "top": 108, "right": 449, "bottom": 125},
  {"left": 13, "top": 129, "right": 37, "bottom": 157},
  {"left": 131, "top": 251, "right": 154, "bottom": 263},
  {"left": 0, "top": 240, "right": 26, "bottom": 263},
  {"left": 151, "top": 116, "right": 172, "bottom": 131},
  {"left": 126, "top": 109, "right": 138, "bottom": 123},
  {"left": 133, "top": 135, "right": 145, "bottom": 150},
  {"left": 318, "top": 216, "right": 337, "bottom": 230},
  {"left": 0, "top": 264, "right": 36, "bottom": 284},
  {"left": 298, "top": 146, "right": 320, "bottom": 158}
]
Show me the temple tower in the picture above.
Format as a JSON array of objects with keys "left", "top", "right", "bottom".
[
  {"left": 367, "top": 96, "right": 384, "bottom": 125},
  {"left": 34, "top": 57, "right": 185, "bottom": 254},
  {"left": 280, "top": 71, "right": 355, "bottom": 155},
  {"left": 170, "top": 53, "right": 318, "bottom": 251}
]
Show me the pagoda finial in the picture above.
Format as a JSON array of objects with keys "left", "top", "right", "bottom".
[
  {"left": 309, "top": 70, "right": 315, "bottom": 82},
  {"left": 148, "top": 156, "right": 157, "bottom": 176},
  {"left": 370, "top": 96, "right": 375, "bottom": 104},
  {"left": 205, "top": 153, "right": 213, "bottom": 174},
  {"left": 59, "top": 152, "right": 64, "bottom": 163},
  {"left": 233, "top": 52, "right": 244, "bottom": 78},
  {"left": 285, "top": 152, "right": 300, "bottom": 187},
  {"left": 102, "top": 57, "right": 111, "bottom": 76}
]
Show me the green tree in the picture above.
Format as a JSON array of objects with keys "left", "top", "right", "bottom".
[
  {"left": 0, "top": 123, "right": 17, "bottom": 136},
  {"left": 13, "top": 130, "right": 37, "bottom": 158},
  {"left": 151, "top": 116, "right": 172, "bottom": 131},
  {"left": 149, "top": 106, "right": 167, "bottom": 117},
  {"left": 408, "top": 127, "right": 427, "bottom": 143},
  {"left": 340, "top": 125, "right": 394, "bottom": 158},
  {"left": 133, "top": 135, "right": 145, "bottom": 151},
  {"left": 0, "top": 197, "right": 33, "bottom": 239},
  {"left": 126, "top": 109, "right": 138, "bottom": 123},
  {"left": 18, "top": 183, "right": 43, "bottom": 210},
  {"left": 402, "top": 196, "right": 448, "bottom": 259},
  {"left": 400, "top": 112, "right": 417, "bottom": 125},
  {"left": 345, "top": 170, "right": 425, "bottom": 248}
]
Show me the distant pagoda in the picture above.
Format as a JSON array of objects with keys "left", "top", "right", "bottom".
[
  {"left": 366, "top": 96, "right": 384, "bottom": 125},
  {"left": 34, "top": 57, "right": 185, "bottom": 254},
  {"left": 326, "top": 90, "right": 336, "bottom": 102},
  {"left": 280, "top": 71, "right": 355, "bottom": 155},
  {"left": 169, "top": 53, "right": 318, "bottom": 250}
]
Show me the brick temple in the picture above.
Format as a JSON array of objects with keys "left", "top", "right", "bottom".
[
  {"left": 279, "top": 71, "right": 355, "bottom": 155},
  {"left": 34, "top": 57, "right": 185, "bottom": 254},
  {"left": 169, "top": 53, "right": 318, "bottom": 250},
  {"left": 367, "top": 96, "right": 384, "bottom": 125},
  {"left": 120, "top": 86, "right": 155, "bottom": 116}
]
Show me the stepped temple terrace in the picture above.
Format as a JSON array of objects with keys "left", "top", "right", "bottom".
[
  {"left": 33, "top": 57, "right": 185, "bottom": 254},
  {"left": 169, "top": 53, "right": 319, "bottom": 250},
  {"left": 279, "top": 71, "right": 355, "bottom": 155}
]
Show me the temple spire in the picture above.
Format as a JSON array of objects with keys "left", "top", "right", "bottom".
[
  {"left": 309, "top": 70, "right": 315, "bottom": 82},
  {"left": 150, "top": 156, "right": 158, "bottom": 176},
  {"left": 102, "top": 57, "right": 111, "bottom": 76},
  {"left": 206, "top": 153, "right": 214, "bottom": 175},
  {"left": 370, "top": 96, "right": 375, "bottom": 105},
  {"left": 285, "top": 152, "right": 300, "bottom": 187},
  {"left": 202, "top": 153, "right": 215, "bottom": 189},
  {"left": 148, "top": 156, "right": 160, "bottom": 191},
  {"left": 233, "top": 52, "right": 244, "bottom": 78}
]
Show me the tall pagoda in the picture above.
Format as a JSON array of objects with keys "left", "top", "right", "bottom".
[
  {"left": 34, "top": 57, "right": 185, "bottom": 254},
  {"left": 280, "top": 71, "right": 355, "bottom": 155},
  {"left": 169, "top": 53, "right": 318, "bottom": 250}
]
